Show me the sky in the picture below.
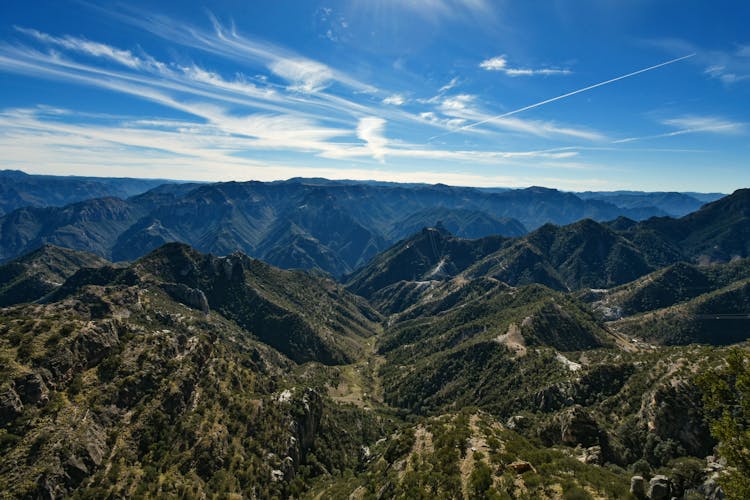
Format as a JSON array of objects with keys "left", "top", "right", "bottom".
[{"left": 0, "top": 1, "right": 748, "bottom": 192}]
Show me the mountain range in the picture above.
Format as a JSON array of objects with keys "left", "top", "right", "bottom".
[
  {"left": 0, "top": 174, "right": 748, "bottom": 499},
  {"left": 0, "top": 170, "right": 176, "bottom": 217},
  {"left": 0, "top": 171, "right": 729, "bottom": 279}
]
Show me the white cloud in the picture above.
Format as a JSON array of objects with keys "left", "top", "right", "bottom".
[
  {"left": 504, "top": 68, "right": 572, "bottom": 76},
  {"left": 662, "top": 116, "right": 745, "bottom": 134},
  {"left": 384, "top": 0, "right": 493, "bottom": 23},
  {"left": 383, "top": 94, "right": 406, "bottom": 105},
  {"left": 439, "top": 77, "right": 459, "bottom": 93},
  {"left": 440, "top": 94, "right": 476, "bottom": 112},
  {"left": 613, "top": 115, "right": 745, "bottom": 144},
  {"left": 646, "top": 38, "right": 750, "bottom": 85},
  {"left": 479, "top": 56, "right": 508, "bottom": 71},
  {"left": 479, "top": 54, "right": 571, "bottom": 76},
  {"left": 15, "top": 27, "right": 166, "bottom": 72},
  {"left": 268, "top": 58, "right": 333, "bottom": 93},
  {"left": 704, "top": 65, "right": 749, "bottom": 84},
  {"left": 435, "top": 94, "right": 604, "bottom": 141},
  {"left": 357, "top": 117, "right": 388, "bottom": 161}
]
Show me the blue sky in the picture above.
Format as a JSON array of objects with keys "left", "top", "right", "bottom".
[{"left": 0, "top": 1, "right": 748, "bottom": 191}]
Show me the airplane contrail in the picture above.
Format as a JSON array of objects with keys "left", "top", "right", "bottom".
[{"left": 428, "top": 53, "right": 696, "bottom": 142}]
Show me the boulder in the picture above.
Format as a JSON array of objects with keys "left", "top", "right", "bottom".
[
  {"left": 0, "top": 385, "right": 23, "bottom": 424},
  {"left": 647, "top": 474, "right": 670, "bottom": 500},
  {"left": 508, "top": 460, "right": 535, "bottom": 474},
  {"left": 14, "top": 373, "right": 49, "bottom": 406},
  {"left": 581, "top": 445, "right": 602, "bottom": 465},
  {"left": 630, "top": 475, "right": 646, "bottom": 498}
]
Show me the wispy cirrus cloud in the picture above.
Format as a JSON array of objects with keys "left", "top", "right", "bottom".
[
  {"left": 14, "top": 26, "right": 162, "bottom": 71},
  {"left": 646, "top": 37, "right": 750, "bottom": 84},
  {"left": 2, "top": 22, "right": 606, "bottom": 147},
  {"left": 0, "top": 105, "right": 590, "bottom": 181},
  {"left": 435, "top": 93, "right": 605, "bottom": 141},
  {"left": 268, "top": 58, "right": 333, "bottom": 93},
  {"left": 357, "top": 117, "right": 388, "bottom": 161},
  {"left": 479, "top": 55, "right": 571, "bottom": 76},
  {"left": 382, "top": 94, "right": 406, "bottom": 106},
  {"left": 613, "top": 115, "right": 745, "bottom": 144},
  {"left": 439, "top": 77, "right": 460, "bottom": 93},
  {"left": 380, "top": 0, "right": 494, "bottom": 23},
  {"left": 0, "top": 10, "right": 628, "bottom": 189}
]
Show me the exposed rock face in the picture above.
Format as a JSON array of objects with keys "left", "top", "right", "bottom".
[
  {"left": 641, "top": 379, "right": 714, "bottom": 457},
  {"left": 508, "top": 460, "right": 534, "bottom": 474},
  {"left": 630, "top": 475, "right": 646, "bottom": 498},
  {"left": 37, "top": 418, "right": 110, "bottom": 496},
  {"left": 160, "top": 282, "right": 210, "bottom": 313},
  {"left": 647, "top": 474, "right": 670, "bottom": 500},
  {"left": 45, "top": 322, "right": 120, "bottom": 382},
  {"left": 14, "top": 372, "right": 49, "bottom": 406},
  {"left": 556, "top": 405, "right": 601, "bottom": 447},
  {"left": 699, "top": 457, "right": 727, "bottom": 500},
  {"left": 0, "top": 385, "right": 23, "bottom": 424},
  {"left": 292, "top": 388, "right": 324, "bottom": 459},
  {"left": 580, "top": 445, "right": 602, "bottom": 465}
]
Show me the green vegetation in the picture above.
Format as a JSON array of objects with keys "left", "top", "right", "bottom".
[
  {"left": 697, "top": 349, "right": 750, "bottom": 499},
  {"left": 3, "top": 189, "right": 750, "bottom": 500}
]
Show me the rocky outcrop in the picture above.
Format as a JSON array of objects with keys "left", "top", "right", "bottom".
[
  {"left": 45, "top": 321, "right": 120, "bottom": 382},
  {"left": 160, "top": 282, "right": 209, "bottom": 313},
  {"left": 14, "top": 372, "right": 49, "bottom": 406},
  {"left": 647, "top": 475, "right": 670, "bottom": 500},
  {"left": 541, "top": 405, "right": 602, "bottom": 448},
  {"left": 508, "top": 460, "right": 535, "bottom": 474},
  {"left": 292, "top": 388, "right": 324, "bottom": 459},
  {"left": 640, "top": 379, "right": 714, "bottom": 457},
  {"left": 630, "top": 475, "right": 646, "bottom": 498},
  {"left": 35, "top": 418, "right": 110, "bottom": 497},
  {"left": 0, "top": 384, "right": 23, "bottom": 424}
]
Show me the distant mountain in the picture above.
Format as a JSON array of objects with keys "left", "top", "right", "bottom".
[
  {"left": 624, "top": 188, "right": 750, "bottom": 265},
  {"left": 387, "top": 207, "right": 526, "bottom": 241},
  {"left": 0, "top": 197, "right": 149, "bottom": 261},
  {"left": 345, "top": 227, "right": 507, "bottom": 300},
  {"left": 0, "top": 179, "right": 669, "bottom": 276},
  {"left": 351, "top": 218, "right": 656, "bottom": 300},
  {"left": 0, "top": 169, "right": 176, "bottom": 216},
  {"left": 349, "top": 189, "right": 750, "bottom": 303},
  {"left": 610, "top": 278, "right": 750, "bottom": 345},
  {"left": 0, "top": 244, "right": 109, "bottom": 306},
  {"left": 583, "top": 258, "right": 750, "bottom": 320},
  {"left": 467, "top": 219, "right": 655, "bottom": 291},
  {"left": 576, "top": 190, "right": 724, "bottom": 217}
]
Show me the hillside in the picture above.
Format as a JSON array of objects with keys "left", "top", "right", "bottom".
[
  {"left": 0, "top": 241, "right": 746, "bottom": 498},
  {"left": 133, "top": 243, "right": 380, "bottom": 364},
  {"left": 624, "top": 188, "right": 750, "bottom": 265},
  {"left": 584, "top": 258, "right": 750, "bottom": 320},
  {"left": 0, "top": 251, "right": 385, "bottom": 498},
  {"left": 609, "top": 278, "right": 750, "bottom": 346},
  {"left": 345, "top": 227, "right": 507, "bottom": 300},
  {"left": 0, "top": 244, "right": 109, "bottom": 307}
]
